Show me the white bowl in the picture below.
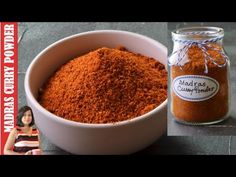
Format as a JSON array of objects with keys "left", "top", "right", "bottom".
[{"left": 25, "top": 30, "right": 167, "bottom": 154}]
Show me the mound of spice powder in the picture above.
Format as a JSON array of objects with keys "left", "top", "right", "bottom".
[{"left": 39, "top": 47, "right": 167, "bottom": 123}]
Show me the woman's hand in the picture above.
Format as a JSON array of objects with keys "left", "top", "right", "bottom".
[
  {"left": 25, "top": 150, "right": 32, "bottom": 155},
  {"left": 25, "top": 149, "right": 42, "bottom": 155}
]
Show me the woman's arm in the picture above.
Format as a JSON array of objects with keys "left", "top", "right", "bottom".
[
  {"left": 37, "top": 129, "right": 43, "bottom": 154},
  {"left": 4, "top": 128, "right": 24, "bottom": 155}
]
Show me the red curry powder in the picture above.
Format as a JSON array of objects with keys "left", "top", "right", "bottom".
[
  {"left": 171, "top": 44, "right": 229, "bottom": 123},
  {"left": 39, "top": 47, "right": 167, "bottom": 123}
]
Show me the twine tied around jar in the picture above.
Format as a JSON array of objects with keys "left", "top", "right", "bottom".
[{"left": 168, "top": 31, "right": 229, "bottom": 73}]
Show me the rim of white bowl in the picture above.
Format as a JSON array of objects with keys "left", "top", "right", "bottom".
[{"left": 25, "top": 30, "right": 168, "bottom": 128}]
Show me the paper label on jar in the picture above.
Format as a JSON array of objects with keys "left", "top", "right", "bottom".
[{"left": 172, "top": 75, "right": 219, "bottom": 102}]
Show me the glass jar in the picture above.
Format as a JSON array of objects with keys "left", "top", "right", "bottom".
[{"left": 168, "top": 26, "right": 230, "bottom": 125}]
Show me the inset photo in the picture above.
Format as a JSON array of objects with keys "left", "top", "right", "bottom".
[{"left": 167, "top": 22, "right": 236, "bottom": 136}]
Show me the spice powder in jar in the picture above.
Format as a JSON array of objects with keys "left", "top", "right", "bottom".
[{"left": 169, "top": 27, "right": 230, "bottom": 125}]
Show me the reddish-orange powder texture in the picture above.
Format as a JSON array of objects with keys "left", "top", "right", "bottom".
[
  {"left": 39, "top": 47, "right": 167, "bottom": 123},
  {"left": 171, "top": 44, "right": 229, "bottom": 123}
]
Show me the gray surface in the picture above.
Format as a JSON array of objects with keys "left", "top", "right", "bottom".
[
  {"left": 167, "top": 22, "right": 236, "bottom": 136},
  {"left": 18, "top": 22, "right": 235, "bottom": 155}
]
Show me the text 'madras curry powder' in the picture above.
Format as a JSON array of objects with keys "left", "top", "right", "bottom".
[
  {"left": 169, "top": 27, "right": 230, "bottom": 125},
  {"left": 39, "top": 47, "right": 167, "bottom": 123}
]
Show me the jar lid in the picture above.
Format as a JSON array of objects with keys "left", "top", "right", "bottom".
[{"left": 172, "top": 26, "right": 224, "bottom": 42}]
